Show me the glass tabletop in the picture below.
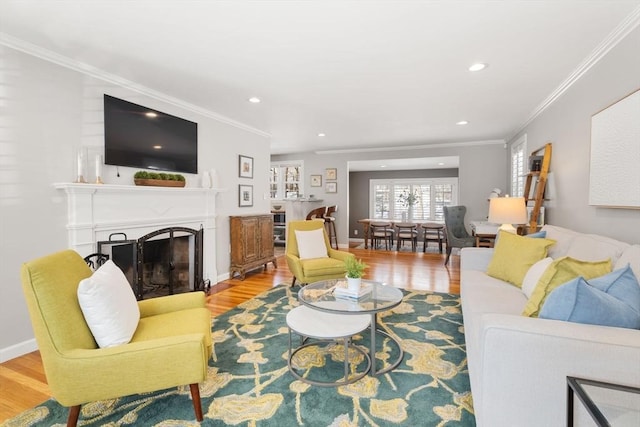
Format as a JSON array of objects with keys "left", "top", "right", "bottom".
[
  {"left": 568, "top": 377, "right": 640, "bottom": 427},
  {"left": 298, "top": 279, "right": 403, "bottom": 314}
]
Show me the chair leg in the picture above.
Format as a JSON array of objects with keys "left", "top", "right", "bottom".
[
  {"left": 190, "top": 383, "right": 203, "bottom": 421},
  {"left": 291, "top": 277, "right": 297, "bottom": 287},
  {"left": 444, "top": 246, "right": 452, "bottom": 265},
  {"left": 67, "top": 405, "right": 81, "bottom": 427}
]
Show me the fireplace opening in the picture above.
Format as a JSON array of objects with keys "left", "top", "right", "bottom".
[{"left": 97, "top": 227, "right": 203, "bottom": 299}]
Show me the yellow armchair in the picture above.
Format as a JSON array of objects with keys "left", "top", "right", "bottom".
[
  {"left": 20, "top": 250, "right": 212, "bottom": 426},
  {"left": 286, "top": 220, "right": 355, "bottom": 286}
]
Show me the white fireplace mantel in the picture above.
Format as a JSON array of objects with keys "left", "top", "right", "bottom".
[{"left": 54, "top": 183, "right": 222, "bottom": 283}]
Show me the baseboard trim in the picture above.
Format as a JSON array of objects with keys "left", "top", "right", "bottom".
[{"left": 0, "top": 338, "right": 38, "bottom": 363}]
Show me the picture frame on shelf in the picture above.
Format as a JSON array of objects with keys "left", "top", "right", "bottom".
[
  {"left": 239, "top": 155, "right": 254, "bottom": 178},
  {"left": 310, "top": 174, "right": 322, "bottom": 187},
  {"left": 325, "top": 168, "right": 337, "bottom": 181},
  {"left": 239, "top": 184, "right": 253, "bottom": 207},
  {"left": 325, "top": 182, "right": 337, "bottom": 193}
]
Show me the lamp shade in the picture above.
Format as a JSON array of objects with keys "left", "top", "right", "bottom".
[{"left": 488, "top": 197, "right": 528, "bottom": 225}]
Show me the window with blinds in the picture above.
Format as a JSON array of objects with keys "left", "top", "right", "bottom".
[
  {"left": 369, "top": 178, "right": 458, "bottom": 221},
  {"left": 511, "top": 135, "right": 527, "bottom": 197}
]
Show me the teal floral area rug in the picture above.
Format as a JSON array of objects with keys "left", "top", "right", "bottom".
[{"left": 4, "top": 285, "right": 475, "bottom": 426}]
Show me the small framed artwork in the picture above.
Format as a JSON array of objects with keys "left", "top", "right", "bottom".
[
  {"left": 239, "top": 184, "right": 253, "bottom": 207},
  {"left": 310, "top": 174, "right": 322, "bottom": 187},
  {"left": 239, "top": 155, "right": 254, "bottom": 178},
  {"left": 325, "top": 182, "right": 337, "bottom": 193},
  {"left": 325, "top": 168, "right": 337, "bottom": 181}
]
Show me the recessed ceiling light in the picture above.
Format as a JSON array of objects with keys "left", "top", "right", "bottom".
[
  {"left": 153, "top": 145, "right": 162, "bottom": 150},
  {"left": 380, "top": 165, "right": 387, "bottom": 168},
  {"left": 438, "top": 162, "right": 445, "bottom": 166},
  {"left": 468, "top": 63, "right": 487, "bottom": 72},
  {"left": 248, "top": 97, "right": 261, "bottom": 103},
  {"left": 145, "top": 112, "right": 158, "bottom": 118},
  {"left": 318, "top": 133, "right": 326, "bottom": 137},
  {"left": 456, "top": 120, "right": 469, "bottom": 125}
]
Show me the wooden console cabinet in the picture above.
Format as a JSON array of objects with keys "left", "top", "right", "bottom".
[{"left": 230, "top": 214, "right": 277, "bottom": 280}]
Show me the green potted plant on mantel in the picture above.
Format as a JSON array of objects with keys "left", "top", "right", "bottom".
[
  {"left": 134, "top": 171, "right": 186, "bottom": 188},
  {"left": 344, "top": 257, "right": 367, "bottom": 291}
]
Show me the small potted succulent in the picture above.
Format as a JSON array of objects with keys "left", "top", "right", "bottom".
[{"left": 345, "top": 257, "right": 367, "bottom": 291}]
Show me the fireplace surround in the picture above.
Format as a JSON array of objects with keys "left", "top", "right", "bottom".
[{"left": 54, "top": 183, "right": 220, "bottom": 289}]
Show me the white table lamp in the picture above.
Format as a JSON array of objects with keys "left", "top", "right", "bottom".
[{"left": 488, "top": 196, "right": 528, "bottom": 234}]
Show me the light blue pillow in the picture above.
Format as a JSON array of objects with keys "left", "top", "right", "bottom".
[
  {"left": 539, "top": 272, "right": 640, "bottom": 329},
  {"left": 588, "top": 265, "right": 640, "bottom": 314},
  {"left": 526, "top": 230, "right": 547, "bottom": 239}
]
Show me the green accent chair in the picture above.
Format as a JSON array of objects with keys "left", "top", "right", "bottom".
[
  {"left": 286, "top": 220, "right": 355, "bottom": 286},
  {"left": 20, "top": 249, "right": 212, "bottom": 426}
]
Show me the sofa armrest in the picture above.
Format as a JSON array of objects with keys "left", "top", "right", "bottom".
[
  {"left": 460, "top": 247, "right": 494, "bottom": 271},
  {"left": 474, "top": 314, "right": 640, "bottom": 427},
  {"left": 138, "top": 291, "right": 205, "bottom": 318}
]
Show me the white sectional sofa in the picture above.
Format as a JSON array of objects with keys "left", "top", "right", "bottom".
[{"left": 460, "top": 225, "right": 640, "bottom": 427}]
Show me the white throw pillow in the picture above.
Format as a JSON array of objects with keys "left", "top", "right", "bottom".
[
  {"left": 615, "top": 244, "right": 640, "bottom": 281},
  {"left": 295, "top": 228, "right": 329, "bottom": 260},
  {"left": 78, "top": 260, "right": 140, "bottom": 348},
  {"left": 522, "top": 257, "right": 553, "bottom": 299}
]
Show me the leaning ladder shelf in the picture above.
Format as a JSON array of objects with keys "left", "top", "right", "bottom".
[{"left": 523, "top": 142, "right": 552, "bottom": 233}]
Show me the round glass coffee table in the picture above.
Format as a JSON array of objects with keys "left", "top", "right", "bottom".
[{"left": 298, "top": 279, "right": 404, "bottom": 376}]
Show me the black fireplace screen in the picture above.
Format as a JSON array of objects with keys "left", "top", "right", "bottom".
[{"left": 96, "top": 227, "right": 204, "bottom": 300}]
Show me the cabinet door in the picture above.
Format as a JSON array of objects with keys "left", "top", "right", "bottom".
[
  {"left": 241, "top": 217, "right": 260, "bottom": 262},
  {"left": 259, "top": 216, "right": 274, "bottom": 258}
]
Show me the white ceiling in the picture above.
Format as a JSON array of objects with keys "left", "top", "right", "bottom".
[{"left": 1, "top": 0, "right": 639, "bottom": 156}]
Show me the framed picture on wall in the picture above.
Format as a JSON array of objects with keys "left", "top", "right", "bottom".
[
  {"left": 325, "top": 168, "right": 337, "bottom": 181},
  {"left": 239, "top": 184, "right": 253, "bottom": 207},
  {"left": 239, "top": 155, "right": 253, "bottom": 178},
  {"left": 325, "top": 182, "right": 337, "bottom": 193},
  {"left": 310, "top": 175, "right": 322, "bottom": 187}
]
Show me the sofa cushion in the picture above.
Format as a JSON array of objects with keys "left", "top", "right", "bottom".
[
  {"left": 615, "top": 245, "right": 640, "bottom": 280},
  {"left": 522, "top": 256, "right": 612, "bottom": 317},
  {"left": 541, "top": 225, "right": 579, "bottom": 259},
  {"left": 539, "top": 268, "right": 640, "bottom": 329},
  {"left": 522, "top": 257, "right": 553, "bottom": 299},
  {"left": 566, "top": 234, "right": 629, "bottom": 265},
  {"left": 295, "top": 228, "right": 328, "bottom": 260},
  {"left": 486, "top": 231, "right": 556, "bottom": 288},
  {"left": 77, "top": 260, "right": 140, "bottom": 348}
]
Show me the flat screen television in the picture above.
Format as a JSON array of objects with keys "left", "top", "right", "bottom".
[{"left": 104, "top": 94, "right": 198, "bottom": 174}]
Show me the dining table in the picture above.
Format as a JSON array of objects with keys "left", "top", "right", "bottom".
[{"left": 357, "top": 218, "right": 442, "bottom": 249}]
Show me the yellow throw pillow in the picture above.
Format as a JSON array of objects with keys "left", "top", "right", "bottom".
[
  {"left": 486, "top": 231, "right": 556, "bottom": 288},
  {"left": 522, "top": 256, "right": 612, "bottom": 317}
]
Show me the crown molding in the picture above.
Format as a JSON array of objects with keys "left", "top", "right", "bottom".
[
  {"left": 0, "top": 33, "right": 271, "bottom": 139},
  {"left": 314, "top": 139, "right": 505, "bottom": 155},
  {"left": 510, "top": 5, "right": 640, "bottom": 140}
]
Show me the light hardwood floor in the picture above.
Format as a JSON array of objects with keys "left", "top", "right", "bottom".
[{"left": 0, "top": 247, "right": 460, "bottom": 421}]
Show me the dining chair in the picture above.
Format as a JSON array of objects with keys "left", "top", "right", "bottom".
[
  {"left": 395, "top": 223, "right": 418, "bottom": 251},
  {"left": 369, "top": 222, "right": 394, "bottom": 250}
]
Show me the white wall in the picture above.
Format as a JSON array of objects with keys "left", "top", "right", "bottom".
[
  {"left": 507, "top": 26, "right": 640, "bottom": 244},
  {"left": 0, "top": 45, "right": 271, "bottom": 361},
  {"left": 272, "top": 142, "right": 507, "bottom": 245}
]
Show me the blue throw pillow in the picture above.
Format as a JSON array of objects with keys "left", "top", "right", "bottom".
[
  {"left": 539, "top": 273, "right": 640, "bottom": 329},
  {"left": 587, "top": 265, "right": 640, "bottom": 314},
  {"left": 526, "top": 231, "right": 547, "bottom": 239}
]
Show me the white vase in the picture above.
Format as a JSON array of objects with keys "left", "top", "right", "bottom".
[
  {"left": 401, "top": 212, "right": 408, "bottom": 222},
  {"left": 347, "top": 277, "right": 361, "bottom": 291},
  {"left": 210, "top": 168, "right": 219, "bottom": 188},
  {"left": 201, "top": 171, "right": 211, "bottom": 188}
]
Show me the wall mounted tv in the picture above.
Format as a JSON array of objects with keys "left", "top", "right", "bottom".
[{"left": 104, "top": 94, "right": 198, "bottom": 174}]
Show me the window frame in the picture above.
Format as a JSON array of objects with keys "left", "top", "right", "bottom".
[
  {"left": 270, "top": 161, "right": 304, "bottom": 200},
  {"left": 368, "top": 177, "right": 459, "bottom": 222},
  {"left": 510, "top": 134, "right": 527, "bottom": 197}
]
